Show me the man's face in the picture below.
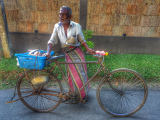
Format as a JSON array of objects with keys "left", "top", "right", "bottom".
[{"left": 59, "top": 9, "right": 71, "bottom": 24}]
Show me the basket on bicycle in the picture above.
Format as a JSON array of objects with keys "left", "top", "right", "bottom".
[{"left": 15, "top": 50, "right": 54, "bottom": 70}]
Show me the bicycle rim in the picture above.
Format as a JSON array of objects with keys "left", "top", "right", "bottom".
[
  {"left": 96, "top": 68, "right": 148, "bottom": 117},
  {"left": 17, "top": 69, "right": 63, "bottom": 112}
]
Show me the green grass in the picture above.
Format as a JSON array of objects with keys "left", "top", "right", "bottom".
[
  {"left": 104, "top": 54, "right": 160, "bottom": 80},
  {"left": 0, "top": 54, "right": 160, "bottom": 89},
  {"left": 0, "top": 56, "right": 23, "bottom": 89},
  {"left": 0, "top": 57, "right": 18, "bottom": 71}
]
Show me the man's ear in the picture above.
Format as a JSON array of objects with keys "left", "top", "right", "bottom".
[{"left": 69, "top": 15, "right": 72, "bottom": 19}]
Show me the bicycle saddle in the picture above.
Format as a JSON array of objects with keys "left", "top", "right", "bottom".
[{"left": 47, "top": 55, "right": 65, "bottom": 63}]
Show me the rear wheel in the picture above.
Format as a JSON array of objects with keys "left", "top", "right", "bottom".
[
  {"left": 96, "top": 68, "right": 148, "bottom": 117},
  {"left": 17, "top": 69, "right": 63, "bottom": 112}
]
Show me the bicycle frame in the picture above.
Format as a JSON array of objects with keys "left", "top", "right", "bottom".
[{"left": 48, "top": 55, "right": 111, "bottom": 97}]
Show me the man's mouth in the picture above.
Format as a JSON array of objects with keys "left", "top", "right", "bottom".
[{"left": 60, "top": 18, "right": 65, "bottom": 21}]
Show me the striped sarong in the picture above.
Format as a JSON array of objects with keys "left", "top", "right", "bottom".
[{"left": 65, "top": 47, "right": 90, "bottom": 100}]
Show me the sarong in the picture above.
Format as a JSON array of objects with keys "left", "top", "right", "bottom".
[{"left": 65, "top": 47, "right": 90, "bottom": 100}]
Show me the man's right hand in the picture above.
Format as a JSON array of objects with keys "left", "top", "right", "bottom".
[
  {"left": 43, "top": 44, "right": 53, "bottom": 59},
  {"left": 43, "top": 53, "right": 51, "bottom": 59}
]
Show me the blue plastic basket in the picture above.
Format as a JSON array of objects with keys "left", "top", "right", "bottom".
[{"left": 15, "top": 50, "right": 54, "bottom": 70}]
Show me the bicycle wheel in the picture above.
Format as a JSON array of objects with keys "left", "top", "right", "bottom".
[
  {"left": 96, "top": 68, "right": 148, "bottom": 117},
  {"left": 17, "top": 69, "right": 63, "bottom": 112}
]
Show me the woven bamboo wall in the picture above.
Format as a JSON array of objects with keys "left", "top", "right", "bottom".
[
  {"left": 4, "top": 0, "right": 80, "bottom": 33},
  {"left": 87, "top": 0, "right": 160, "bottom": 37}
]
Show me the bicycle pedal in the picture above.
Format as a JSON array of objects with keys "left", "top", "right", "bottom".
[
  {"left": 80, "top": 100, "right": 86, "bottom": 103},
  {"left": 80, "top": 99, "right": 87, "bottom": 103},
  {"left": 85, "top": 96, "right": 89, "bottom": 101}
]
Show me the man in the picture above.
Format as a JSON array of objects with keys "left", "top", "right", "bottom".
[{"left": 44, "top": 6, "right": 95, "bottom": 100}]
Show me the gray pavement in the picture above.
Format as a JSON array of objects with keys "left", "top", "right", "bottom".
[{"left": 0, "top": 88, "right": 160, "bottom": 120}]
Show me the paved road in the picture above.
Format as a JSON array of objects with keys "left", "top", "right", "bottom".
[{"left": 0, "top": 88, "right": 160, "bottom": 120}]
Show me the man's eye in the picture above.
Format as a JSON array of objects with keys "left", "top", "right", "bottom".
[{"left": 59, "top": 13, "right": 68, "bottom": 16}]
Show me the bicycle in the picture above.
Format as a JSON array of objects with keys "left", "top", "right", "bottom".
[{"left": 8, "top": 52, "right": 148, "bottom": 117}]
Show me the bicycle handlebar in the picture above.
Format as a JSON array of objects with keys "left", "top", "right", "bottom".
[
  {"left": 87, "top": 51, "right": 108, "bottom": 57},
  {"left": 92, "top": 51, "right": 108, "bottom": 58}
]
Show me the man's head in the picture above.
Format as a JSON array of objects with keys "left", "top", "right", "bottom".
[{"left": 59, "top": 6, "right": 72, "bottom": 24}]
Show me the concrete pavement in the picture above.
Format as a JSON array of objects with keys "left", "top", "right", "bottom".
[{"left": 0, "top": 88, "right": 160, "bottom": 120}]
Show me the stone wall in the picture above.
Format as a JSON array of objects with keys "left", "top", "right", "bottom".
[
  {"left": 4, "top": 0, "right": 80, "bottom": 33},
  {"left": 3, "top": 0, "right": 160, "bottom": 37},
  {"left": 87, "top": 0, "right": 160, "bottom": 37}
]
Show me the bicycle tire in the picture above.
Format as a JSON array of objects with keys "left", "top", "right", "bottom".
[
  {"left": 96, "top": 68, "right": 148, "bottom": 117},
  {"left": 17, "top": 69, "right": 63, "bottom": 112}
]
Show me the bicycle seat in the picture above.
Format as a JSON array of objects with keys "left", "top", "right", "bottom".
[{"left": 47, "top": 55, "right": 65, "bottom": 63}]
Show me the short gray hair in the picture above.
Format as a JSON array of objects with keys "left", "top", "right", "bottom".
[{"left": 60, "top": 6, "right": 72, "bottom": 16}]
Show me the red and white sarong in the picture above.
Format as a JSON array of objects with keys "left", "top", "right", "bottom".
[{"left": 65, "top": 47, "right": 90, "bottom": 100}]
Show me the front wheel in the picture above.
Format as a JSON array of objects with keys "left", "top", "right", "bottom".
[
  {"left": 17, "top": 69, "right": 63, "bottom": 112},
  {"left": 96, "top": 68, "right": 148, "bottom": 117}
]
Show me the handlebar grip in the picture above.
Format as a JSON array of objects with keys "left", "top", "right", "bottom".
[{"left": 105, "top": 52, "right": 108, "bottom": 56}]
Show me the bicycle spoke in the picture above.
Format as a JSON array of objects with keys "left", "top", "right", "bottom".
[
  {"left": 123, "top": 95, "right": 137, "bottom": 111},
  {"left": 126, "top": 92, "right": 144, "bottom": 102},
  {"left": 125, "top": 78, "right": 142, "bottom": 91},
  {"left": 20, "top": 90, "right": 33, "bottom": 94},
  {"left": 111, "top": 95, "right": 122, "bottom": 113},
  {"left": 42, "top": 89, "right": 60, "bottom": 94},
  {"left": 41, "top": 95, "right": 58, "bottom": 102},
  {"left": 123, "top": 96, "right": 133, "bottom": 114}
]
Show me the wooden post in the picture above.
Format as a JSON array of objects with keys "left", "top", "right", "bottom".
[
  {"left": 80, "top": 0, "right": 88, "bottom": 30},
  {"left": 0, "top": 0, "right": 13, "bottom": 58}
]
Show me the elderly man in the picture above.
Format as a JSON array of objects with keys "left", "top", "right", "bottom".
[{"left": 44, "top": 6, "right": 95, "bottom": 100}]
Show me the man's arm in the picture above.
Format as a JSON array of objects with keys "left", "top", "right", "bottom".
[
  {"left": 82, "top": 42, "right": 95, "bottom": 54},
  {"left": 44, "top": 24, "right": 58, "bottom": 59},
  {"left": 77, "top": 24, "right": 95, "bottom": 54}
]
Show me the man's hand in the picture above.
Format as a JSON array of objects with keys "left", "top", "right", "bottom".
[
  {"left": 43, "top": 44, "right": 53, "bottom": 59},
  {"left": 42, "top": 53, "right": 51, "bottom": 59},
  {"left": 82, "top": 42, "right": 95, "bottom": 55},
  {"left": 87, "top": 48, "right": 96, "bottom": 55}
]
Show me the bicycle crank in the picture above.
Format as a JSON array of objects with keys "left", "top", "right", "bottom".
[{"left": 68, "top": 92, "right": 80, "bottom": 104}]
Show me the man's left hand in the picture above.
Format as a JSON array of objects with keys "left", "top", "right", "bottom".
[{"left": 87, "top": 48, "right": 96, "bottom": 55}]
